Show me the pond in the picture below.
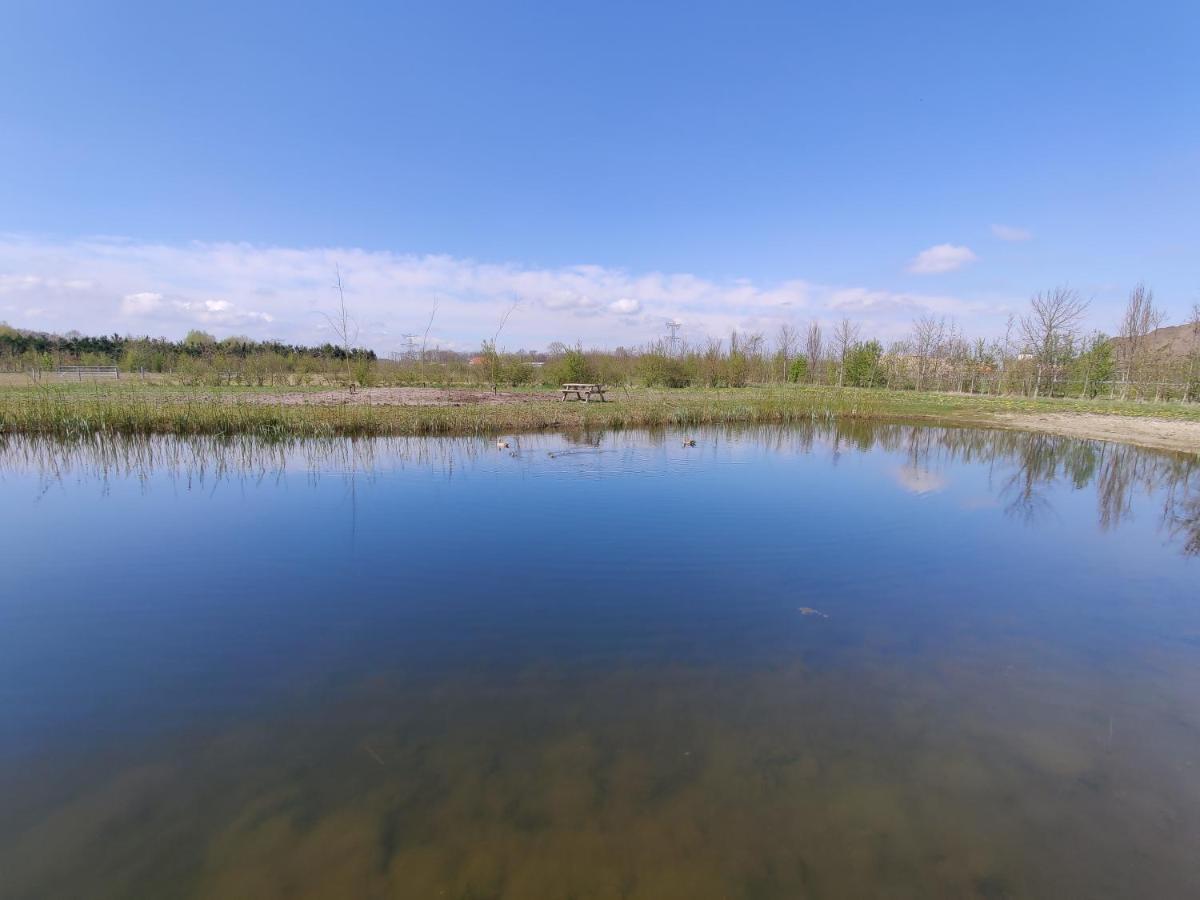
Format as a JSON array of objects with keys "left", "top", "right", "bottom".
[{"left": 1, "top": 423, "right": 1198, "bottom": 899}]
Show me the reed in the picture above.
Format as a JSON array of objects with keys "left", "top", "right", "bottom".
[{"left": 1, "top": 383, "right": 1198, "bottom": 440}]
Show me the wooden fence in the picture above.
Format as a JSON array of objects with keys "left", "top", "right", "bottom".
[{"left": 55, "top": 365, "right": 121, "bottom": 381}]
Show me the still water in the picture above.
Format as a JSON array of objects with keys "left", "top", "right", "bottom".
[{"left": 1, "top": 423, "right": 1198, "bottom": 899}]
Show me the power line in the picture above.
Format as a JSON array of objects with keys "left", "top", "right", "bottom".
[{"left": 665, "top": 319, "right": 682, "bottom": 356}]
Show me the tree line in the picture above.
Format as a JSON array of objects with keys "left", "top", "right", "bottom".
[
  {"left": 0, "top": 325, "right": 376, "bottom": 382},
  {"left": 4, "top": 283, "right": 1198, "bottom": 399},
  {"left": 472, "top": 284, "right": 1199, "bottom": 400}
]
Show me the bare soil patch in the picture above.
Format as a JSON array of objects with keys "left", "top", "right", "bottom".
[
  {"left": 244, "top": 386, "right": 554, "bottom": 407},
  {"left": 998, "top": 413, "right": 1200, "bottom": 455}
]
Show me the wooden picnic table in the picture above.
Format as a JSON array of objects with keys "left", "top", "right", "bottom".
[{"left": 560, "top": 383, "right": 608, "bottom": 402}]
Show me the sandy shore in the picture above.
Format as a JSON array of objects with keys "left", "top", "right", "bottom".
[{"left": 996, "top": 413, "right": 1200, "bottom": 455}]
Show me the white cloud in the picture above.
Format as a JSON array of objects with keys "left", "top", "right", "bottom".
[
  {"left": 120, "top": 291, "right": 163, "bottom": 314},
  {"left": 893, "top": 465, "right": 948, "bottom": 495},
  {"left": 120, "top": 290, "right": 271, "bottom": 325},
  {"left": 908, "top": 244, "right": 978, "bottom": 274},
  {"left": 185, "top": 298, "right": 274, "bottom": 325},
  {"left": 826, "top": 286, "right": 989, "bottom": 316},
  {"left": 0, "top": 274, "right": 95, "bottom": 293},
  {"left": 990, "top": 224, "right": 1032, "bottom": 242},
  {"left": 0, "top": 235, "right": 1012, "bottom": 350}
]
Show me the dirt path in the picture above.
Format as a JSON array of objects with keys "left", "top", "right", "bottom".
[{"left": 996, "top": 413, "right": 1200, "bottom": 455}]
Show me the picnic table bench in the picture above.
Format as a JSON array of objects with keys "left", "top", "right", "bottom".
[{"left": 560, "top": 382, "right": 608, "bottom": 402}]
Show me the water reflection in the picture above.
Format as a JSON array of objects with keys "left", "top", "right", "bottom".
[
  {"left": 3, "top": 421, "right": 1196, "bottom": 555},
  {"left": 893, "top": 464, "right": 949, "bottom": 495},
  {"left": 1, "top": 424, "right": 1199, "bottom": 898}
]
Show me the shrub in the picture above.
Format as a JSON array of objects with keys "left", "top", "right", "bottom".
[
  {"left": 548, "top": 346, "right": 593, "bottom": 384},
  {"left": 352, "top": 358, "right": 377, "bottom": 387},
  {"left": 787, "top": 356, "right": 809, "bottom": 383},
  {"left": 844, "top": 341, "right": 884, "bottom": 387},
  {"left": 500, "top": 357, "right": 535, "bottom": 385},
  {"left": 636, "top": 352, "right": 690, "bottom": 387},
  {"left": 723, "top": 351, "right": 749, "bottom": 387}
]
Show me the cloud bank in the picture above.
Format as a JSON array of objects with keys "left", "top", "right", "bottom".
[{"left": 0, "top": 235, "right": 1009, "bottom": 352}]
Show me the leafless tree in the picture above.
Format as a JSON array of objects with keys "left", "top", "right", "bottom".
[
  {"left": 1019, "top": 286, "right": 1088, "bottom": 396},
  {"left": 832, "top": 317, "right": 861, "bottom": 387},
  {"left": 804, "top": 320, "right": 823, "bottom": 384},
  {"left": 700, "top": 336, "right": 723, "bottom": 387},
  {"left": 323, "top": 264, "right": 359, "bottom": 385},
  {"left": 419, "top": 297, "right": 440, "bottom": 362},
  {"left": 415, "top": 296, "right": 440, "bottom": 387},
  {"left": 998, "top": 313, "right": 1016, "bottom": 394},
  {"left": 1116, "top": 282, "right": 1166, "bottom": 398},
  {"left": 741, "top": 331, "right": 765, "bottom": 359},
  {"left": 484, "top": 300, "right": 519, "bottom": 394},
  {"left": 776, "top": 323, "right": 798, "bottom": 381},
  {"left": 910, "top": 314, "right": 947, "bottom": 391}
]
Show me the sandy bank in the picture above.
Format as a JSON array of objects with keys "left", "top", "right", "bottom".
[{"left": 996, "top": 413, "right": 1200, "bottom": 456}]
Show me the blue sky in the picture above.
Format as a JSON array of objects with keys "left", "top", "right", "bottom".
[{"left": 1, "top": 0, "right": 1197, "bottom": 351}]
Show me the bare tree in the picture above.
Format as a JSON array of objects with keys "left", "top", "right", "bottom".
[
  {"left": 910, "top": 314, "right": 947, "bottom": 392},
  {"left": 1019, "top": 286, "right": 1088, "bottom": 397},
  {"left": 1117, "top": 282, "right": 1165, "bottom": 398},
  {"left": 832, "top": 317, "right": 861, "bottom": 387},
  {"left": 415, "top": 296, "right": 440, "bottom": 387},
  {"left": 699, "top": 336, "right": 723, "bottom": 387},
  {"left": 804, "top": 320, "right": 823, "bottom": 384},
  {"left": 776, "top": 323, "right": 798, "bottom": 381},
  {"left": 483, "top": 301, "right": 519, "bottom": 394},
  {"left": 323, "top": 264, "right": 359, "bottom": 385},
  {"left": 998, "top": 313, "right": 1016, "bottom": 394},
  {"left": 419, "top": 297, "right": 440, "bottom": 363}
]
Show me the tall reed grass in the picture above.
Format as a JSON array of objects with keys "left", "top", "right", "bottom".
[{"left": 1, "top": 384, "right": 1197, "bottom": 439}]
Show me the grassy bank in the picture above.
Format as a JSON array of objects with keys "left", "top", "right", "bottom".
[{"left": 2, "top": 383, "right": 1199, "bottom": 440}]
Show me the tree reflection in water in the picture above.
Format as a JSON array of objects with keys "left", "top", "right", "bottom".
[{"left": 1, "top": 421, "right": 1196, "bottom": 554}]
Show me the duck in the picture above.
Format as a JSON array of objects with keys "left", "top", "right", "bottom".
[
  {"left": 496, "top": 439, "right": 510, "bottom": 449},
  {"left": 682, "top": 438, "right": 696, "bottom": 447}
]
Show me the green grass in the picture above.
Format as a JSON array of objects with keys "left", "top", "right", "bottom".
[{"left": 1, "top": 383, "right": 1198, "bottom": 439}]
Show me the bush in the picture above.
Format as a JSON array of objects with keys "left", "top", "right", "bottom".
[
  {"left": 500, "top": 358, "right": 535, "bottom": 385},
  {"left": 636, "top": 352, "right": 690, "bottom": 387},
  {"left": 844, "top": 341, "right": 883, "bottom": 387},
  {"left": 352, "top": 358, "right": 377, "bottom": 387},
  {"left": 723, "top": 351, "right": 749, "bottom": 387},
  {"left": 787, "top": 356, "right": 809, "bottom": 383},
  {"left": 548, "top": 346, "right": 593, "bottom": 384}
]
